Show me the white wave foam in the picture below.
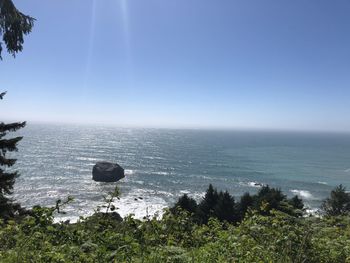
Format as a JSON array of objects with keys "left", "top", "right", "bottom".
[
  {"left": 239, "top": 181, "right": 263, "bottom": 188},
  {"left": 290, "top": 189, "right": 314, "bottom": 199},
  {"left": 113, "top": 190, "right": 168, "bottom": 219},
  {"left": 47, "top": 190, "right": 59, "bottom": 197},
  {"left": 177, "top": 191, "right": 205, "bottom": 201},
  {"left": 318, "top": 181, "right": 328, "bottom": 185},
  {"left": 157, "top": 191, "right": 174, "bottom": 197},
  {"left": 53, "top": 188, "right": 171, "bottom": 222},
  {"left": 125, "top": 169, "right": 134, "bottom": 175},
  {"left": 154, "top": 171, "right": 169, "bottom": 176},
  {"left": 144, "top": 156, "right": 165, "bottom": 160},
  {"left": 305, "top": 208, "right": 319, "bottom": 216},
  {"left": 76, "top": 157, "right": 100, "bottom": 162},
  {"left": 191, "top": 191, "right": 206, "bottom": 200},
  {"left": 345, "top": 168, "right": 350, "bottom": 173},
  {"left": 54, "top": 215, "right": 81, "bottom": 224},
  {"left": 248, "top": 181, "right": 264, "bottom": 187}
]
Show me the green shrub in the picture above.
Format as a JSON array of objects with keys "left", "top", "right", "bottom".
[{"left": 1, "top": 185, "right": 350, "bottom": 262}]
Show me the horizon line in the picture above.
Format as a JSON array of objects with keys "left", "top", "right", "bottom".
[{"left": 3, "top": 118, "right": 350, "bottom": 135}]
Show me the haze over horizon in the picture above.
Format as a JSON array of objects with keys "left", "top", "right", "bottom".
[{"left": 1, "top": 0, "right": 350, "bottom": 132}]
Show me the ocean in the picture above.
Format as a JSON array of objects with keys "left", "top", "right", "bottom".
[{"left": 11, "top": 123, "right": 350, "bottom": 221}]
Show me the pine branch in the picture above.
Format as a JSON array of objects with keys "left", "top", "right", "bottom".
[
  {"left": 0, "top": 169, "right": 16, "bottom": 195},
  {"left": 0, "top": 155, "right": 15, "bottom": 166},
  {"left": 0, "top": 122, "right": 26, "bottom": 133},
  {"left": 0, "top": 0, "right": 31, "bottom": 220},
  {"left": 0, "top": 0, "right": 35, "bottom": 59},
  {"left": 0, "top": 136, "right": 23, "bottom": 153}
]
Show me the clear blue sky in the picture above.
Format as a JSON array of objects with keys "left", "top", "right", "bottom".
[{"left": 1, "top": 0, "right": 350, "bottom": 131}]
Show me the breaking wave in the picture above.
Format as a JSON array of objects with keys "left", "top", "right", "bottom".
[{"left": 290, "top": 189, "right": 314, "bottom": 200}]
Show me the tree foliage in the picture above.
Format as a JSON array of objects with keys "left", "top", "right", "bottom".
[
  {"left": 170, "top": 194, "right": 197, "bottom": 216},
  {"left": 0, "top": 0, "right": 35, "bottom": 59},
  {"left": 1, "top": 193, "right": 350, "bottom": 262},
  {"left": 0, "top": 0, "right": 33, "bottom": 219},
  {"left": 172, "top": 184, "right": 304, "bottom": 224},
  {"left": 321, "top": 184, "right": 350, "bottom": 216},
  {"left": 0, "top": 93, "right": 26, "bottom": 219}
]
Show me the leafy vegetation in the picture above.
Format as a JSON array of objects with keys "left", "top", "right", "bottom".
[
  {"left": 321, "top": 184, "right": 350, "bottom": 216},
  {"left": 0, "top": 185, "right": 349, "bottom": 262}
]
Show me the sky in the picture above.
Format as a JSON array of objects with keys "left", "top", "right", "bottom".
[{"left": 1, "top": 0, "right": 350, "bottom": 131}]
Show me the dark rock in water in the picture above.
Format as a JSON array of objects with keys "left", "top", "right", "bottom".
[{"left": 92, "top": 162, "right": 125, "bottom": 182}]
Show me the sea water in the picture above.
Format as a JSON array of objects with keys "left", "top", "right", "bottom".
[{"left": 11, "top": 123, "right": 350, "bottom": 221}]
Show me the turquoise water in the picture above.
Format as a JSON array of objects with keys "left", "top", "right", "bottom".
[{"left": 12, "top": 123, "right": 350, "bottom": 221}]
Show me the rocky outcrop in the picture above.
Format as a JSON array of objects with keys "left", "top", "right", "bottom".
[{"left": 92, "top": 162, "right": 125, "bottom": 182}]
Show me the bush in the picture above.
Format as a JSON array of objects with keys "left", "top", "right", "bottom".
[
  {"left": 1, "top": 185, "right": 350, "bottom": 262},
  {"left": 321, "top": 184, "right": 350, "bottom": 216}
]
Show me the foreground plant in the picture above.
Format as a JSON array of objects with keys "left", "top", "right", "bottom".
[
  {"left": 0, "top": 97, "right": 26, "bottom": 220},
  {"left": 0, "top": 184, "right": 349, "bottom": 262},
  {"left": 1, "top": 0, "right": 34, "bottom": 220}
]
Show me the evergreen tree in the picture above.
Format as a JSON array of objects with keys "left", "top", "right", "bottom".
[
  {"left": 255, "top": 185, "right": 286, "bottom": 214},
  {"left": 0, "top": 0, "right": 35, "bottom": 59},
  {"left": 0, "top": 1, "right": 34, "bottom": 219},
  {"left": 171, "top": 194, "right": 198, "bottom": 215},
  {"left": 197, "top": 184, "right": 219, "bottom": 224},
  {"left": 171, "top": 183, "right": 307, "bottom": 225},
  {"left": 321, "top": 184, "right": 350, "bottom": 216},
  {"left": 289, "top": 195, "right": 304, "bottom": 210},
  {"left": 0, "top": 93, "right": 26, "bottom": 219},
  {"left": 214, "top": 191, "right": 238, "bottom": 223},
  {"left": 237, "top": 192, "right": 254, "bottom": 220}
]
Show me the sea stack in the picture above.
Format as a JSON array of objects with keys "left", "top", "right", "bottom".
[{"left": 92, "top": 162, "right": 125, "bottom": 182}]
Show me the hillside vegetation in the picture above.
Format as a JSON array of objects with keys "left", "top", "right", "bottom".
[{"left": 1, "top": 184, "right": 350, "bottom": 262}]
